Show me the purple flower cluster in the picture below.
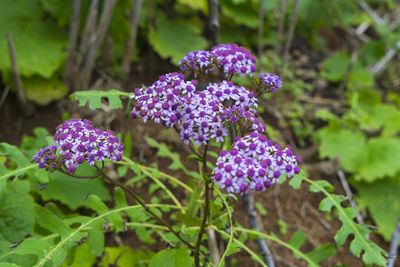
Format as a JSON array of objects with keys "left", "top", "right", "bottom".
[
  {"left": 177, "top": 81, "right": 264, "bottom": 146},
  {"left": 258, "top": 73, "right": 282, "bottom": 93},
  {"left": 33, "top": 119, "right": 123, "bottom": 174},
  {"left": 214, "top": 132, "right": 300, "bottom": 194},
  {"left": 130, "top": 72, "right": 197, "bottom": 127},
  {"left": 179, "top": 44, "right": 257, "bottom": 78},
  {"left": 211, "top": 44, "right": 257, "bottom": 76},
  {"left": 179, "top": 50, "right": 215, "bottom": 75}
]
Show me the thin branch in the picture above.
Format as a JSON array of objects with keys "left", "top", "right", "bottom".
[
  {"left": 337, "top": 170, "right": 365, "bottom": 225},
  {"left": 281, "top": 0, "right": 300, "bottom": 75},
  {"left": 387, "top": 212, "right": 400, "bottom": 267},
  {"left": 207, "top": 228, "right": 220, "bottom": 265},
  {"left": 78, "top": 0, "right": 117, "bottom": 90},
  {"left": 258, "top": 0, "right": 265, "bottom": 67},
  {"left": 73, "top": 0, "right": 99, "bottom": 89},
  {"left": 208, "top": 0, "right": 220, "bottom": 45},
  {"left": 122, "top": 0, "right": 143, "bottom": 76},
  {"left": 97, "top": 166, "right": 195, "bottom": 250},
  {"left": 0, "top": 86, "right": 10, "bottom": 110},
  {"left": 359, "top": 0, "right": 384, "bottom": 26},
  {"left": 275, "top": 0, "right": 287, "bottom": 56},
  {"left": 243, "top": 193, "right": 275, "bottom": 267},
  {"left": 6, "top": 32, "right": 26, "bottom": 106},
  {"left": 369, "top": 41, "right": 400, "bottom": 76},
  {"left": 65, "top": 0, "right": 82, "bottom": 87},
  {"left": 195, "top": 145, "right": 210, "bottom": 267}
]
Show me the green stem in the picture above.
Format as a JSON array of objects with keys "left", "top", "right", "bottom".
[
  {"left": 95, "top": 166, "right": 195, "bottom": 250},
  {"left": 194, "top": 145, "right": 210, "bottom": 267}
]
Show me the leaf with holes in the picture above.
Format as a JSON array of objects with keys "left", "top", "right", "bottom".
[{"left": 72, "top": 90, "right": 132, "bottom": 110}]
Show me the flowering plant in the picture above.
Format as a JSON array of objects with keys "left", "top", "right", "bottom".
[
  {"left": 31, "top": 44, "right": 301, "bottom": 266},
  {"left": 13, "top": 43, "right": 384, "bottom": 267}
]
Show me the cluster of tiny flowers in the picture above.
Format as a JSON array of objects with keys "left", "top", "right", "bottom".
[
  {"left": 214, "top": 132, "right": 300, "bottom": 194},
  {"left": 33, "top": 145, "right": 58, "bottom": 172},
  {"left": 130, "top": 72, "right": 197, "bottom": 127},
  {"left": 179, "top": 91, "right": 228, "bottom": 146},
  {"left": 221, "top": 106, "right": 266, "bottom": 134},
  {"left": 211, "top": 44, "right": 257, "bottom": 76},
  {"left": 258, "top": 73, "right": 282, "bottom": 93},
  {"left": 179, "top": 50, "right": 215, "bottom": 75},
  {"left": 207, "top": 81, "right": 258, "bottom": 113},
  {"left": 33, "top": 119, "right": 123, "bottom": 174}
]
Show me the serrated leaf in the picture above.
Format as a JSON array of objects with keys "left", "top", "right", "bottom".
[
  {"left": 306, "top": 177, "right": 387, "bottom": 266},
  {"left": 149, "top": 248, "right": 193, "bottom": 267},
  {"left": 7, "top": 238, "right": 54, "bottom": 265},
  {"left": 73, "top": 90, "right": 131, "bottom": 110},
  {"left": 355, "top": 178, "right": 400, "bottom": 241},
  {"left": 41, "top": 166, "right": 111, "bottom": 210},
  {"left": 0, "top": 181, "right": 34, "bottom": 243},
  {"left": 148, "top": 14, "right": 208, "bottom": 65}
]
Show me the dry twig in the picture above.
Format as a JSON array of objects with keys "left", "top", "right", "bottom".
[
  {"left": 275, "top": 0, "right": 287, "bottom": 56},
  {"left": 281, "top": 0, "right": 300, "bottom": 75},
  {"left": 387, "top": 212, "right": 400, "bottom": 267},
  {"left": 78, "top": 0, "right": 117, "bottom": 89},
  {"left": 0, "top": 86, "right": 10, "bottom": 110},
  {"left": 65, "top": 0, "right": 82, "bottom": 87},
  {"left": 243, "top": 193, "right": 275, "bottom": 267},
  {"left": 122, "top": 0, "right": 143, "bottom": 76},
  {"left": 208, "top": 0, "right": 220, "bottom": 45}
]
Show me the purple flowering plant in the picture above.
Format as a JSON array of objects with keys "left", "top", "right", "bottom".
[{"left": 32, "top": 44, "right": 302, "bottom": 266}]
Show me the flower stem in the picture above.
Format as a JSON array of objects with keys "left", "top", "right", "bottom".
[
  {"left": 194, "top": 145, "right": 210, "bottom": 267},
  {"left": 94, "top": 165, "right": 195, "bottom": 250}
]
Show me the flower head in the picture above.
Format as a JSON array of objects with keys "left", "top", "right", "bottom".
[
  {"left": 258, "top": 73, "right": 282, "bottom": 93},
  {"left": 33, "top": 119, "right": 123, "bottom": 174},
  {"left": 211, "top": 44, "right": 257, "bottom": 77},
  {"left": 213, "top": 132, "right": 300, "bottom": 194},
  {"left": 130, "top": 72, "right": 197, "bottom": 127},
  {"left": 179, "top": 50, "right": 216, "bottom": 75}
]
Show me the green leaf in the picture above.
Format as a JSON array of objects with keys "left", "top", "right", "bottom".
[
  {"left": 72, "top": 89, "right": 131, "bottom": 110},
  {"left": 86, "top": 194, "right": 124, "bottom": 233},
  {"left": 354, "top": 138, "right": 400, "bottom": 182},
  {"left": 0, "top": 263, "right": 21, "bottom": 267},
  {"left": 0, "top": 181, "right": 34, "bottom": 243},
  {"left": 149, "top": 14, "right": 208, "bottom": 65},
  {"left": 34, "top": 205, "right": 72, "bottom": 238},
  {"left": 23, "top": 76, "right": 68, "bottom": 105},
  {"left": 304, "top": 177, "right": 387, "bottom": 266},
  {"left": 145, "top": 136, "right": 189, "bottom": 174},
  {"left": 220, "top": 0, "right": 259, "bottom": 28},
  {"left": 88, "top": 229, "right": 104, "bottom": 257},
  {"left": 317, "top": 122, "right": 366, "bottom": 172},
  {"left": 320, "top": 52, "right": 350, "bottom": 82},
  {"left": 6, "top": 238, "right": 55, "bottom": 265},
  {"left": 0, "top": 143, "right": 36, "bottom": 182},
  {"left": 355, "top": 178, "right": 400, "bottom": 241},
  {"left": 149, "top": 248, "right": 194, "bottom": 267},
  {"left": 99, "top": 246, "right": 153, "bottom": 267},
  {"left": 41, "top": 166, "right": 111, "bottom": 210},
  {"left": 61, "top": 242, "right": 96, "bottom": 267},
  {"left": 0, "top": 0, "right": 67, "bottom": 78}
]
